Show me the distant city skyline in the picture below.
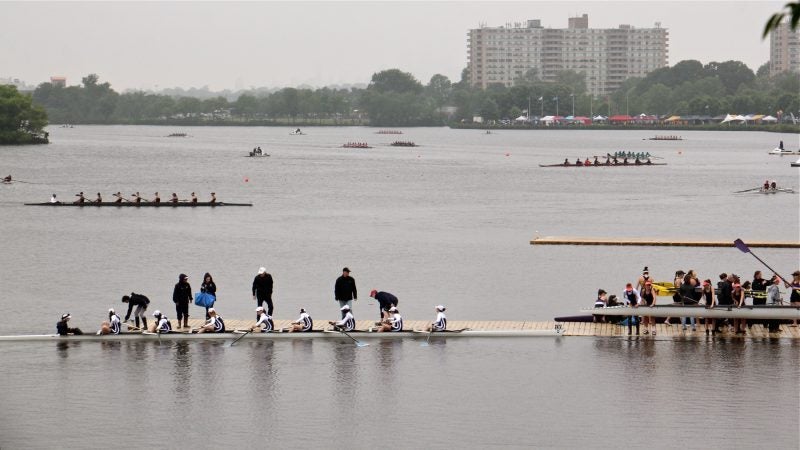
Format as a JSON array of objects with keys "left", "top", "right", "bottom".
[{"left": 0, "top": 1, "right": 787, "bottom": 91}]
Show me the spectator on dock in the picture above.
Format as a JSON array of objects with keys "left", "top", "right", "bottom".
[
  {"left": 370, "top": 289, "right": 398, "bottom": 320},
  {"left": 334, "top": 267, "right": 357, "bottom": 318},
  {"left": 593, "top": 289, "right": 607, "bottom": 323},
  {"left": 640, "top": 281, "right": 657, "bottom": 335},
  {"left": 173, "top": 273, "right": 192, "bottom": 329},
  {"left": 622, "top": 283, "right": 641, "bottom": 335},
  {"left": 788, "top": 271, "right": 800, "bottom": 327},
  {"left": 252, "top": 267, "right": 274, "bottom": 317},
  {"left": 700, "top": 280, "right": 716, "bottom": 335}
]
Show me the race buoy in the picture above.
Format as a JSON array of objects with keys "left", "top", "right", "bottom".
[
  {"left": 244, "top": 177, "right": 249, "bottom": 182},
  {"left": 505, "top": 152, "right": 510, "bottom": 157},
  {"left": 677, "top": 151, "right": 682, "bottom": 155}
]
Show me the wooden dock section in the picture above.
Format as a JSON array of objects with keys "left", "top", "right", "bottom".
[
  {"left": 530, "top": 236, "right": 800, "bottom": 248},
  {"left": 178, "top": 319, "right": 800, "bottom": 339}
]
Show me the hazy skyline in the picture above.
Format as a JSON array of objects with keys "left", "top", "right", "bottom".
[{"left": 1, "top": 1, "right": 788, "bottom": 91}]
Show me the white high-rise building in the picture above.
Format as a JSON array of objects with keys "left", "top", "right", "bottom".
[
  {"left": 467, "top": 15, "right": 669, "bottom": 97},
  {"left": 769, "top": 21, "right": 800, "bottom": 76}
]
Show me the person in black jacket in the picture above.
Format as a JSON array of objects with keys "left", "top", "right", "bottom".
[
  {"left": 56, "top": 313, "right": 83, "bottom": 336},
  {"left": 173, "top": 273, "right": 192, "bottom": 329},
  {"left": 369, "top": 289, "right": 398, "bottom": 320},
  {"left": 252, "top": 267, "right": 274, "bottom": 318},
  {"left": 200, "top": 272, "right": 217, "bottom": 319},
  {"left": 334, "top": 267, "right": 357, "bottom": 318},
  {"left": 121, "top": 292, "right": 150, "bottom": 330}
]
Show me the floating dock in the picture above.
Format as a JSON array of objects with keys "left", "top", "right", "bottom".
[{"left": 530, "top": 236, "right": 800, "bottom": 248}]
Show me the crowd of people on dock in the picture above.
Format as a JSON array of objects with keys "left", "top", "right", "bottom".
[
  {"left": 54, "top": 191, "right": 217, "bottom": 204},
  {"left": 593, "top": 266, "right": 800, "bottom": 336},
  {"left": 56, "top": 267, "right": 448, "bottom": 336}
]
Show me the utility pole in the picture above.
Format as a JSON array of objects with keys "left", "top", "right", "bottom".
[{"left": 570, "top": 94, "right": 575, "bottom": 117}]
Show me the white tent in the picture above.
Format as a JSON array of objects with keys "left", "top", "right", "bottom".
[
  {"left": 762, "top": 115, "right": 778, "bottom": 122},
  {"left": 540, "top": 115, "right": 556, "bottom": 123},
  {"left": 721, "top": 114, "right": 745, "bottom": 123},
  {"left": 514, "top": 115, "right": 528, "bottom": 122},
  {"left": 592, "top": 115, "right": 607, "bottom": 122}
]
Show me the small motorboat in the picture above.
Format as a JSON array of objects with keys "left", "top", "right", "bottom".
[
  {"left": 792, "top": 158, "right": 800, "bottom": 168},
  {"left": 768, "top": 147, "right": 800, "bottom": 155}
]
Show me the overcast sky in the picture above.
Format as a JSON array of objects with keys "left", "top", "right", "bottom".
[{"left": 0, "top": 1, "right": 787, "bottom": 91}]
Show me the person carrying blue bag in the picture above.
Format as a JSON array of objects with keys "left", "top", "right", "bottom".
[{"left": 195, "top": 272, "right": 217, "bottom": 319}]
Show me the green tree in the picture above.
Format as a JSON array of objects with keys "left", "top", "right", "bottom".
[
  {"left": 705, "top": 61, "right": 755, "bottom": 95},
  {"left": 368, "top": 69, "right": 423, "bottom": 94},
  {"left": 764, "top": 2, "right": 800, "bottom": 37},
  {"left": 0, "top": 85, "right": 49, "bottom": 144}
]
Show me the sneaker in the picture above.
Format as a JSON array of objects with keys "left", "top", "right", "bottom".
[
  {"left": 652, "top": 330, "right": 656, "bottom": 336},
  {"left": 643, "top": 330, "right": 649, "bottom": 335}
]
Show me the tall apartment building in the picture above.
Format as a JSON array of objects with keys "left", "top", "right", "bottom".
[
  {"left": 467, "top": 14, "right": 669, "bottom": 97},
  {"left": 769, "top": 21, "right": 800, "bottom": 76}
]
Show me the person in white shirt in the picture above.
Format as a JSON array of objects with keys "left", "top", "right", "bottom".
[
  {"left": 98, "top": 308, "right": 121, "bottom": 335},
  {"left": 375, "top": 306, "right": 403, "bottom": 332},
  {"left": 288, "top": 308, "right": 313, "bottom": 332},
  {"left": 152, "top": 310, "right": 172, "bottom": 333},
  {"left": 196, "top": 308, "right": 225, "bottom": 333},
  {"left": 426, "top": 305, "right": 447, "bottom": 332},
  {"left": 329, "top": 305, "right": 355, "bottom": 332},
  {"left": 250, "top": 306, "right": 274, "bottom": 332}
]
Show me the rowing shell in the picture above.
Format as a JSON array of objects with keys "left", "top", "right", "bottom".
[
  {"left": 0, "top": 328, "right": 563, "bottom": 342},
  {"left": 581, "top": 305, "right": 800, "bottom": 320},
  {"left": 539, "top": 162, "right": 667, "bottom": 168},
  {"left": 24, "top": 202, "right": 252, "bottom": 207}
]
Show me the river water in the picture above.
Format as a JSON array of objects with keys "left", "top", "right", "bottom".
[{"left": 0, "top": 126, "right": 798, "bottom": 448}]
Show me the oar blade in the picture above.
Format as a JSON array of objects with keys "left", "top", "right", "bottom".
[{"left": 733, "top": 239, "right": 749, "bottom": 253}]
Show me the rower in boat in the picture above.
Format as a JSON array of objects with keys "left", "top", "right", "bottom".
[
  {"left": 2, "top": 175, "right": 11, "bottom": 183},
  {"left": 190, "top": 192, "right": 197, "bottom": 204},
  {"left": 112, "top": 192, "right": 126, "bottom": 203},
  {"left": 94, "top": 192, "right": 102, "bottom": 203},
  {"left": 563, "top": 158, "right": 570, "bottom": 166},
  {"left": 49, "top": 194, "right": 59, "bottom": 204},
  {"left": 169, "top": 193, "right": 179, "bottom": 204},
  {"left": 74, "top": 192, "right": 86, "bottom": 204},
  {"left": 288, "top": 308, "right": 313, "bottom": 332},
  {"left": 593, "top": 156, "right": 600, "bottom": 166},
  {"left": 56, "top": 313, "right": 83, "bottom": 336},
  {"left": 374, "top": 306, "right": 403, "bottom": 332},
  {"left": 152, "top": 310, "right": 172, "bottom": 333},
  {"left": 195, "top": 308, "right": 225, "bottom": 333},
  {"left": 584, "top": 158, "right": 591, "bottom": 166},
  {"left": 250, "top": 306, "right": 274, "bottom": 332},
  {"left": 575, "top": 158, "right": 582, "bottom": 166},
  {"left": 98, "top": 308, "right": 121, "bottom": 335},
  {"left": 425, "top": 305, "right": 447, "bottom": 332},
  {"left": 131, "top": 192, "right": 143, "bottom": 204},
  {"left": 210, "top": 192, "right": 216, "bottom": 204},
  {"left": 152, "top": 192, "right": 161, "bottom": 204},
  {"left": 329, "top": 305, "right": 355, "bottom": 332}
]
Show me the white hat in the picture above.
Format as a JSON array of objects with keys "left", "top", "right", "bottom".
[
  {"left": 255, "top": 306, "right": 264, "bottom": 312},
  {"left": 388, "top": 306, "right": 398, "bottom": 312},
  {"left": 435, "top": 305, "right": 446, "bottom": 311},
  {"left": 61, "top": 313, "right": 71, "bottom": 320},
  {"left": 340, "top": 305, "right": 351, "bottom": 311},
  {"left": 258, "top": 267, "right": 266, "bottom": 274},
  {"left": 208, "top": 308, "right": 216, "bottom": 314},
  {"left": 108, "top": 308, "right": 115, "bottom": 314},
  {"left": 153, "top": 310, "right": 161, "bottom": 317}
]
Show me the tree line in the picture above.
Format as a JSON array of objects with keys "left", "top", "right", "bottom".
[{"left": 21, "top": 59, "right": 800, "bottom": 127}]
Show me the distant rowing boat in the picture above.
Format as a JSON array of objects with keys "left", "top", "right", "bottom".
[
  {"left": 539, "top": 162, "right": 667, "bottom": 168},
  {"left": 581, "top": 305, "right": 800, "bottom": 320},
  {"left": 647, "top": 135, "right": 682, "bottom": 140},
  {"left": 0, "top": 328, "right": 563, "bottom": 342},
  {"left": 24, "top": 202, "right": 252, "bottom": 207},
  {"left": 768, "top": 147, "right": 800, "bottom": 156}
]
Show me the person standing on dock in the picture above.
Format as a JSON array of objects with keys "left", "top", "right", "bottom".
[
  {"left": 252, "top": 267, "right": 274, "bottom": 317},
  {"left": 369, "top": 289, "right": 398, "bottom": 320},
  {"left": 173, "top": 274, "right": 192, "bottom": 329},
  {"left": 122, "top": 292, "right": 149, "bottom": 331},
  {"left": 199, "top": 272, "right": 217, "bottom": 319},
  {"left": 788, "top": 271, "right": 800, "bottom": 327},
  {"left": 334, "top": 267, "right": 357, "bottom": 318},
  {"left": 622, "top": 283, "right": 641, "bottom": 335},
  {"left": 56, "top": 313, "right": 83, "bottom": 336},
  {"left": 640, "top": 282, "right": 657, "bottom": 335}
]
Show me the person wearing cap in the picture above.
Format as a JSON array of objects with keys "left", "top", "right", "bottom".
[
  {"left": 334, "top": 267, "right": 357, "bottom": 318},
  {"left": 289, "top": 308, "right": 313, "bottom": 332},
  {"left": 56, "top": 313, "right": 83, "bottom": 336},
  {"left": 329, "top": 305, "right": 355, "bottom": 332},
  {"left": 196, "top": 308, "right": 225, "bottom": 333},
  {"left": 98, "top": 308, "right": 122, "bottom": 335},
  {"left": 122, "top": 292, "right": 150, "bottom": 331},
  {"left": 252, "top": 267, "right": 274, "bottom": 317},
  {"left": 426, "top": 305, "right": 447, "bottom": 332},
  {"left": 635, "top": 266, "right": 651, "bottom": 292},
  {"left": 250, "top": 306, "right": 274, "bottom": 332},
  {"left": 369, "top": 289, "right": 398, "bottom": 320},
  {"left": 173, "top": 273, "right": 193, "bottom": 329},
  {"left": 152, "top": 310, "right": 173, "bottom": 333},
  {"left": 209, "top": 192, "right": 216, "bottom": 204},
  {"left": 732, "top": 281, "right": 747, "bottom": 334},
  {"left": 374, "top": 306, "right": 403, "bottom": 332},
  {"left": 49, "top": 193, "right": 59, "bottom": 204}
]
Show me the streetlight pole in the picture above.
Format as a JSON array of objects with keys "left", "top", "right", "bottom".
[
  {"left": 555, "top": 96, "right": 559, "bottom": 116},
  {"left": 625, "top": 92, "right": 629, "bottom": 116},
  {"left": 570, "top": 94, "right": 575, "bottom": 117},
  {"left": 590, "top": 96, "right": 593, "bottom": 119}
]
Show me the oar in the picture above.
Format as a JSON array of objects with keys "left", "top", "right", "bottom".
[
  {"left": 338, "top": 329, "right": 368, "bottom": 347},
  {"left": 227, "top": 329, "right": 252, "bottom": 347},
  {"left": 733, "top": 239, "right": 789, "bottom": 283},
  {"left": 420, "top": 328, "right": 434, "bottom": 347},
  {"left": 733, "top": 187, "right": 763, "bottom": 193}
]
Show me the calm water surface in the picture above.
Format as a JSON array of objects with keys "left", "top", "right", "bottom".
[{"left": 0, "top": 126, "right": 798, "bottom": 448}]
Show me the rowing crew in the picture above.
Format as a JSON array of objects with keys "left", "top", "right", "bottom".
[
  {"left": 2, "top": 175, "right": 12, "bottom": 183},
  {"left": 67, "top": 191, "right": 217, "bottom": 204},
  {"left": 563, "top": 155, "right": 653, "bottom": 166},
  {"left": 56, "top": 304, "right": 448, "bottom": 336}
]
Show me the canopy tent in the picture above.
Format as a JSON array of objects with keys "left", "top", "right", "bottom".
[
  {"left": 664, "top": 115, "right": 682, "bottom": 122},
  {"left": 721, "top": 114, "right": 745, "bottom": 123},
  {"left": 592, "top": 115, "right": 607, "bottom": 122},
  {"left": 762, "top": 115, "right": 778, "bottom": 122},
  {"left": 609, "top": 115, "right": 633, "bottom": 123},
  {"left": 514, "top": 115, "right": 529, "bottom": 122}
]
